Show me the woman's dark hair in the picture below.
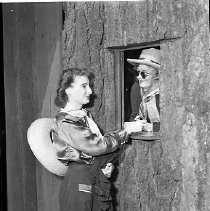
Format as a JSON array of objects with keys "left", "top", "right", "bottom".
[{"left": 54, "top": 67, "right": 94, "bottom": 108}]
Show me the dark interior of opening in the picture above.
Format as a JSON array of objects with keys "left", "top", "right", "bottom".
[
  {"left": 0, "top": 3, "right": 7, "bottom": 211},
  {"left": 62, "top": 3, "right": 66, "bottom": 29},
  {"left": 124, "top": 46, "right": 160, "bottom": 122}
]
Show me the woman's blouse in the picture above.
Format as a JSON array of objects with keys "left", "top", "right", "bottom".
[{"left": 51, "top": 109, "right": 128, "bottom": 165}]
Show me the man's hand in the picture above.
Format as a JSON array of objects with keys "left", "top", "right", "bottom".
[{"left": 142, "top": 122, "right": 153, "bottom": 132}]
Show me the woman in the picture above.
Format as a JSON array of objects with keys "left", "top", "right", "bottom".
[{"left": 51, "top": 68, "right": 143, "bottom": 211}]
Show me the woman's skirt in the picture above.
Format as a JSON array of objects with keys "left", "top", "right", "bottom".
[
  {"left": 59, "top": 162, "right": 93, "bottom": 211},
  {"left": 59, "top": 161, "right": 114, "bottom": 211}
]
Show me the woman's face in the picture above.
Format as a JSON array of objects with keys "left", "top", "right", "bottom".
[
  {"left": 66, "top": 75, "right": 92, "bottom": 106},
  {"left": 136, "top": 64, "right": 158, "bottom": 90}
]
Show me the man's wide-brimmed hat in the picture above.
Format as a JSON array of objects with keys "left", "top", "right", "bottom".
[
  {"left": 27, "top": 118, "right": 68, "bottom": 176},
  {"left": 127, "top": 48, "right": 160, "bottom": 69}
]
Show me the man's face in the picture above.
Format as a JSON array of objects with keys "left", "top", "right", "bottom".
[{"left": 136, "top": 64, "right": 158, "bottom": 90}]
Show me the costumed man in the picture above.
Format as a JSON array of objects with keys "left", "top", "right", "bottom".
[{"left": 125, "top": 48, "right": 160, "bottom": 132}]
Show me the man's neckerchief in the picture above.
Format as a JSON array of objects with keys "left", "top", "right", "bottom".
[{"left": 135, "top": 83, "right": 160, "bottom": 122}]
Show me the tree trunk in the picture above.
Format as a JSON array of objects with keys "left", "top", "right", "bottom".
[{"left": 63, "top": 1, "right": 209, "bottom": 210}]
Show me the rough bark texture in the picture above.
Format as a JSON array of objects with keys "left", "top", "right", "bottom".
[{"left": 63, "top": 1, "right": 209, "bottom": 210}]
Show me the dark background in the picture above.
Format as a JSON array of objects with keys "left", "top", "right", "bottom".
[{"left": 0, "top": 3, "right": 7, "bottom": 211}]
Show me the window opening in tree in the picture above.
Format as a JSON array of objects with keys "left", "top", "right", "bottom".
[{"left": 124, "top": 46, "right": 160, "bottom": 133}]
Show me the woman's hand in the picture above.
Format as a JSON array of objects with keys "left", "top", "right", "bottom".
[
  {"left": 124, "top": 120, "right": 146, "bottom": 134},
  {"left": 101, "top": 163, "right": 114, "bottom": 178}
]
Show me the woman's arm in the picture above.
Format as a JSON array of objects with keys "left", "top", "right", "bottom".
[{"left": 56, "top": 118, "right": 128, "bottom": 156}]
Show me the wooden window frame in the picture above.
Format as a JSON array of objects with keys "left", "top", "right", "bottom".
[{"left": 110, "top": 43, "right": 160, "bottom": 140}]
